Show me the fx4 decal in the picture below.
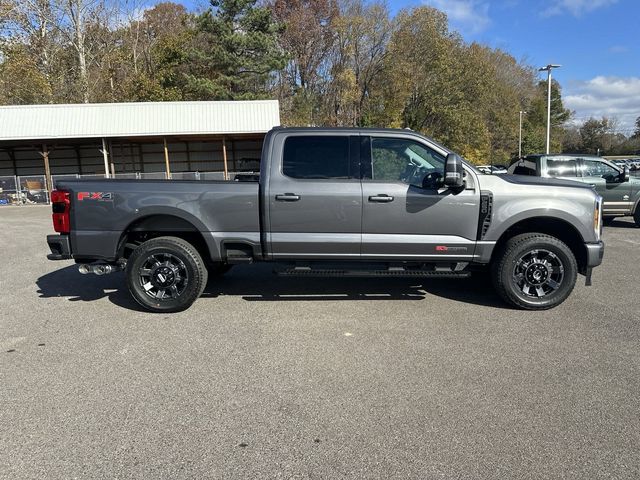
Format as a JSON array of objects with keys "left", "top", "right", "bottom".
[{"left": 77, "top": 192, "right": 113, "bottom": 201}]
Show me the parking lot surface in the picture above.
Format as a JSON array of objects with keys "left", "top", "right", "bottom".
[{"left": 1, "top": 206, "right": 639, "bottom": 479}]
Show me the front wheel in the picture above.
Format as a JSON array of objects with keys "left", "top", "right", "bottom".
[
  {"left": 126, "top": 236, "right": 208, "bottom": 313},
  {"left": 491, "top": 233, "right": 577, "bottom": 310}
]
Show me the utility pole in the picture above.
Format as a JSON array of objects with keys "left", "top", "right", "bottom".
[
  {"left": 538, "top": 64, "right": 561, "bottom": 154},
  {"left": 519, "top": 111, "right": 527, "bottom": 158}
]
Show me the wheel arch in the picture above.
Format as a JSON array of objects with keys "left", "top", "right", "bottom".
[
  {"left": 491, "top": 216, "right": 588, "bottom": 273},
  {"left": 116, "top": 214, "right": 215, "bottom": 262}
]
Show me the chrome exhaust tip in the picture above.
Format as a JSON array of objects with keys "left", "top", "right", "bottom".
[
  {"left": 78, "top": 264, "right": 91, "bottom": 274},
  {"left": 93, "top": 265, "right": 112, "bottom": 276}
]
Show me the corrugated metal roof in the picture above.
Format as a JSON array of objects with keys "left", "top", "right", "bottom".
[{"left": 0, "top": 100, "right": 280, "bottom": 141}]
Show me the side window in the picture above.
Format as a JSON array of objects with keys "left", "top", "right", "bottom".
[
  {"left": 282, "top": 136, "right": 351, "bottom": 179},
  {"left": 546, "top": 159, "right": 578, "bottom": 177},
  {"left": 370, "top": 137, "right": 445, "bottom": 188},
  {"left": 581, "top": 159, "right": 618, "bottom": 177}
]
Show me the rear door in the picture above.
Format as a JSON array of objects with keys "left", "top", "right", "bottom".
[
  {"left": 360, "top": 134, "right": 480, "bottom": 260},
  {"left": 543, "top": 156, "right": 581, "bottom": 181},
  {"left": 266, "top": 133, "right": 362, "bottom": 259}
]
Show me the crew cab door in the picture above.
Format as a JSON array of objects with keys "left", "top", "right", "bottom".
[
  {"left": 578, "top": 158, "right": 633, "bottom": 215},
  {"left": 360, "top": 134, "right": 480, "bottom": 260},
  {"left": 266, "top": 133, "right": 362, "bottom": 259}
]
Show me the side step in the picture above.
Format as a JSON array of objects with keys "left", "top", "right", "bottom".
[{"left": 275, "top": 264, "right": 471, "bottom": 278}]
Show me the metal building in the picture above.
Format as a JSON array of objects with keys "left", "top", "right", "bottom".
[{"left": 0, "top": 100, "right": 280, "bottom": 204}]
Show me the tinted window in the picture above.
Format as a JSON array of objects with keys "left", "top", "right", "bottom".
[
  {"left": 547, "top": 159, "right": 578, "bottom": 177},
  {"left": 370, "top": 137, "right": 445, "bottom": 188},
  {"left": 581, "top": 159, "right": 618, "bottom": 177},
  {"left": 283, "top": 136, "right": 351, "bottom": 179}
]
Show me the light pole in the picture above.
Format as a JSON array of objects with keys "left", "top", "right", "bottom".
[
  {"left": 519, "top": 111, "right": 527, "bottom": 158},
  {"left": 538, "top": 64, "right": 561, "bottom": 154}
]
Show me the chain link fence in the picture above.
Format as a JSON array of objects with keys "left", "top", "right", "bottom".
[{"left": 0, "top": 175, "right": 49, "bottom": 205}]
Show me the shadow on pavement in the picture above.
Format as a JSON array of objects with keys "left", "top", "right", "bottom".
[
  {"left": 606, "top": 218, "right": 638, "bottom": 229},
  {"left": 36, "top": 263, "right": 508, "bottom": 311}
]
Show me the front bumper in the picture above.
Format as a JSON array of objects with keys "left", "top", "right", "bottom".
[
  {"left": 47, "top": 234, "right": 72, "bottom": 260},
  {"left": 585, "top": 241, "right": 605, "bottom": 268}
]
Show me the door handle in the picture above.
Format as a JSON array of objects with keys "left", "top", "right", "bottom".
[
  {"left": 368, "top": 195, "right": 394, "bottom": 203},
  {"left": 275, "top": 193, "right": 301, "bottom": 202}
]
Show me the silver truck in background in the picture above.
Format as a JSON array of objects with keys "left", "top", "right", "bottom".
[{"left": 47, "top": 127, "right": 604, "bottom": 312}]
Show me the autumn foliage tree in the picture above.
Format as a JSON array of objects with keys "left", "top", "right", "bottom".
[{"left": 4, "top": 0, "right": 636, "bottom": 160}]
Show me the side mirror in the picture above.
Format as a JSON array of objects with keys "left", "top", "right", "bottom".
[
  {"left": 444, "top": 153, "right": 464, "bottom": 188},
  {"left": 622, "top": 166, "right": 630, "bottom": 183}
]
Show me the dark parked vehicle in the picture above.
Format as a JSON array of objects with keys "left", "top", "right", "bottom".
[
  {"left": 47, "top": 128, "right": 604, "bottom": 312},
  {"left": 508, "top": 154, "right": 640, "bottom": 225}
]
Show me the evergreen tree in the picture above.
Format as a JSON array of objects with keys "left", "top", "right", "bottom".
[{"left": 186, "top": 0, "right": 287, "bottom": 100}]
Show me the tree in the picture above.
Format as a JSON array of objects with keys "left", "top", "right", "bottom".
[
  {"left": 186, "top": 0, "right": 286, "bottom": 100},
  {"left": 271, "top": 0, "right": 338, "bottom": 125},
  {"left": 326, "top": 0, "right": 393, "bottom": 127}
]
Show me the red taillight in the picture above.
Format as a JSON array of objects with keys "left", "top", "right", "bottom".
[{"left": 51, "top": 190, "right": 71, "bottom": 233}]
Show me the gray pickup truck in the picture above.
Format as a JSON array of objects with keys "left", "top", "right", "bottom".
[
  {"left": 508, "top": 154, "right": 640, "bottom": 226},
  {"left": 47, "top": 127, "right": 604, "bottom": 312}
]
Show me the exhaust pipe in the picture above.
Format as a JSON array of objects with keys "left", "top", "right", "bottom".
[{"left": 78, "top": 263, "right": 123, "bottom": 275}]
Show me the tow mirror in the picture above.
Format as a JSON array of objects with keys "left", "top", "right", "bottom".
[
  {"left": 444, "top": 153, "right": 464, "bottom": 188},
  {"left": 622, "top": 166, "right": 630, "bottom": 183}
]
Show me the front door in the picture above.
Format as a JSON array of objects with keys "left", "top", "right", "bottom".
[
  {"left": 267, "top": 134, "right": 362, "bottom": 259},
  {"left": 360, "top": 135, "right": 479, "bottom": 260},
  {"left": 579, "top": 158, "right": 633, "bottom": 215}
]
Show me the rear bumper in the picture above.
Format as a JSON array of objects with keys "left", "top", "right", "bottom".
[
  {"left": 47, "top": 234, "right": 72, "bottom": 260},
  {"left": 585, "top": 241, "right": 605, "bottom": 268}
]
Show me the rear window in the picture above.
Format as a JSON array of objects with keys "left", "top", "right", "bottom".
[
  {"left": 546, "top": 158, "right": 578, "bottom": 177},
  {"left": 283, "top": 136, "right": 351, "bottom": 179}
]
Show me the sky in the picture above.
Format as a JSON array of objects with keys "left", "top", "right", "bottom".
[
  {"left": 150, "top": 0, "right": 640, "bottom": 133},
  {"left": 398, "top": 0, "right": 640, "bottom": 133}
]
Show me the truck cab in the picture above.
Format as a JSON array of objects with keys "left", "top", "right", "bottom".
[{"left": 508, "top": 154, "right": 640, "bottom": 224}]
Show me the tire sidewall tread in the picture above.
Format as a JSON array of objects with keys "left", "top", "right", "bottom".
[
  {"left": 491, "top": 233, "right": 578, "bottom": 310},
  {"left": 126, "top": 236, "right": 208, "bottom": 313}
]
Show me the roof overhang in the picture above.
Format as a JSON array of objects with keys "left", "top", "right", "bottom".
[{"left": 0, "top": 100, "right": 280, "bottom": 142}]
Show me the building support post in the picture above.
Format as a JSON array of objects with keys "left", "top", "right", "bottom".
[
  {"left": 163, "top": 137, "right": 171, "bottom": 179},
  {"left": 100, "top": 138, "right": 110, "bottom": 178},
  {"left": 222, "top": 136, "right": 229, "bottom": 181},
  {"left": 40, "top": 144, "right": 52, "bottom": 192}
]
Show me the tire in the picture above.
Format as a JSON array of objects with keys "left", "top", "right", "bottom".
[
  {"left": 634, "top": 207, "right": 640, "bottom": 227},
  {"left": 126, "top": 236, "right": 208, "bottom": 313},
  {"left": 491, "top": 233, "right": 577, "bottom": 310}
]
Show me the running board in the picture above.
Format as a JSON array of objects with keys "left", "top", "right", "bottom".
[{"left": 275, "top": 265, "right": 471, "bottom": 278}]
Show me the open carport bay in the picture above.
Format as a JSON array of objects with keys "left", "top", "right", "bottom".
[{"left": 1, "top": 206, "right": 639, "bottom": 479}]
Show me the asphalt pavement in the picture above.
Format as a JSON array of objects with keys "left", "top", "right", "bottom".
[{"left": 1, "top": 206, "right": 639, "bottom": 479}]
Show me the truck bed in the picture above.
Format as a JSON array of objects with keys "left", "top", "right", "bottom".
[{"left": 56, "top": 179, "right": 261, "bottom": 261}]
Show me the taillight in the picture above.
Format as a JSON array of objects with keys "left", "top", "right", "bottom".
[{"left": 51, "top": 190, "right": 71, "bottom": 233}]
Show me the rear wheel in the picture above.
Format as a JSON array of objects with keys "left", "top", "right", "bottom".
[
  {"left": 492, "top": 233, "right": 577, "bottom": 310},
  {"left": 126, "top": 236, "right": 208, "bottom": 313},
  {"left": 634, "top": 207, "right": 640, "bottom": 227}
]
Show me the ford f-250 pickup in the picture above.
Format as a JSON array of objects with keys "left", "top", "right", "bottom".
[{"left": 46, "top": 127, "right": 605, "bottom": 312}]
